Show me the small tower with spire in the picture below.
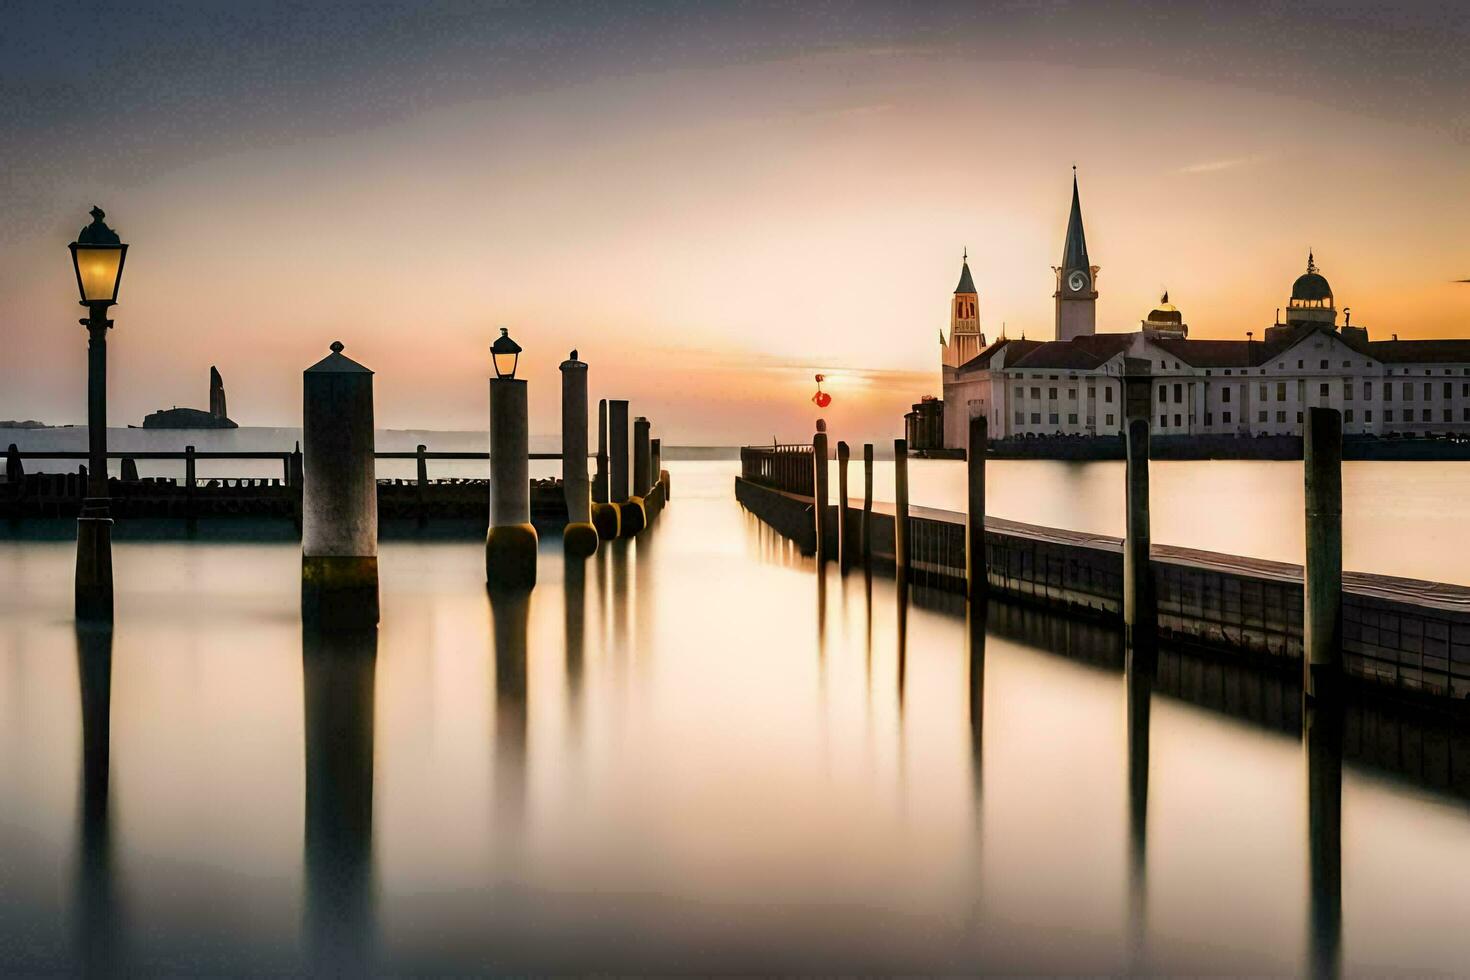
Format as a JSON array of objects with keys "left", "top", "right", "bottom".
[
  {"left": 941, "top": 247, "right": 987, "bottom": 369},
  {"left": 1053, "top": 167, "right": 1100, "bottom": 342}
]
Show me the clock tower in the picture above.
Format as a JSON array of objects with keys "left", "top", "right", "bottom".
[
  {"left": 942, "top": 249, "right": 986, "bottom": 369},
  {"left": 1053, "top": 169, "right": 1099, "bottom": 342}
]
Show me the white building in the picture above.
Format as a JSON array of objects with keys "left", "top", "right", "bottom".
[{"left": 940, "top": 176, "right": 1470, "bottom": 450}]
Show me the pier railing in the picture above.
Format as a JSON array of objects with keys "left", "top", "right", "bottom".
[{"left": 740, "top": 444, "right": 814, "bottom": 496}]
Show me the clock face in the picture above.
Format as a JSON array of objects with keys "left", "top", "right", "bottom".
[{"left": 1067, "top": 270, "right": 1089, "bottom": 293}]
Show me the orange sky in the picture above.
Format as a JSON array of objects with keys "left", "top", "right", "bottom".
[{"left": 3, "top": 7, "right": 1468, "bottom": 444}]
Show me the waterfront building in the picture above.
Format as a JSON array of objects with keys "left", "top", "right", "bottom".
[{"left": 939, "top": 178, "right": 1470, "bottom": 450}]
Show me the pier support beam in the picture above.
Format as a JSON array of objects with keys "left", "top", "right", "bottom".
[
  {"left": 862, "top": 443, "right": 873, "bottom": 566},
  {"left": 894, "top": 438, "right": 909, "bottom": 584},
  {"left": 560, "top": 354, "right": 597, "bottom": 557},
  {"left": 486, "top": 370, "right": 537, "bottom": 590},
  {"left": 1305, "top": 406, "right": 1343, "bottom": 700},
  {"left": 967, "top": 416, "right": 988, "bottom": 600},
  {"left": 302, "top": 342, "right": 379, "bottom": 629},
  {"left": 812, "top": 423, "right": 829, "bottom": 562},
  {"left": 610, "top": 400, "right": 644, "bottom": 537},
  {"left": 592, "top": 399, "right": 619, "bottom": 540},
  {"left": 837, "top": 441, "right": 850, "bottom": 569}
]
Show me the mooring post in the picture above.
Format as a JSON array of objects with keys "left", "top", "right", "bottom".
[
  {"left": 894, "top": 438, "right": 909, "bottom": 583},
  {"left": 862, "top": 443, "right": 874, "bottom": 565},
  {"left": 812, "top": 421, "right": 829, "bottom": 562},
  {"left": 1122, "top": 359, "right": 1155, "bottom": 650},
  {"left": 561, "top": 353, "right": 597, "bottom": 557},
  {"left": 415, "top": 443, "right": 428, "bottom": 527},
  {"left": 301, "top": 341, "right": 379, "bottom": 629},
  {"left": 591, "top": 398, "right": 619, "bottom": 540},
  {"left": 634, "top": 416, "right": 652, "bottom": 498},
  {"left": 184, "top": 444, "right": 197, "bottom": 521},
  {"left": 610, "top": 399, "right": 644, "bottom": 536},
  {"left": 651, "top": 437, "right": 663, "bottom": 495},
  {"left": 486, "top": 355, "right": 537, "bottom": 590},
  {"left": 836, "top": 441, "right": 850, "bottom": 569},
  {"left": 967, "top": 415, "right": 988, "bottom": 599},
  {"left": 1305, "top": 406, "right": 1344, "bottom": 700}
]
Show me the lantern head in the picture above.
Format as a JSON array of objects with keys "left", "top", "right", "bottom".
[
  {"left": 69, "top": 206, "right": 128, "bottom": 306},
  {"left": 492, "top": 327, "right": 522, "bottom": 380}
]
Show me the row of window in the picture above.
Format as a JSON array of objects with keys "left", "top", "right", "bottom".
[
  {"left": 1014, "top": 413, "right": 1118, "bottom": 427},
  {"left": 1014, "top": 386, "right": 1115, "bottom": 402},
  {"left": 1155, "top": 381, "right": 1470, "bottom": 405},
  {"left": 1146, "top": 408, "right": 1470, "bottom": 430}
]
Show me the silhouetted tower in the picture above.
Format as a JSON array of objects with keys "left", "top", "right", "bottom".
[
  {"left": 1053, "top": 168, "right": 1099, "bottom": 342},
  {"left": 209, "top": 366, "right": 227, "bottom": 419},
  {"left": 941, "top": 249, "right": 986, "bottom": 368}
]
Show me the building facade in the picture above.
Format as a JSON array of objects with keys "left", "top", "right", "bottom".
[{"left": 939, "top": 177, "right": 1470, "bottom": 450}]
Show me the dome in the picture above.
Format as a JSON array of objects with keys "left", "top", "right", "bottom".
[
  {"left": 1146, "top": 290, "right": 1182, "bottom": 324},
  {"left": 1290, "top": 252, "right": 1333, "bottom": 303}
]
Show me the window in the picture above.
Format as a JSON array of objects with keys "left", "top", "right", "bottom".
[
  {"left": 1031, "top": 387, "right": 1041, "bottom": 399},
  {"left": 1424, "top": 383, "right": 1432, "bottom": 400},
  {"left": 1298, "top": 380, "right": 1306, "bottom": 402},
  {"left": 1320, "top": 383, "right": 1330, "bottom": 398},
  {"left": 1446, "top": 409, "right": 1453, "bottom": 423},
  {"left": 1105, "top": 388, "right": 1114, "bottom": 403},
  {"left": 1464, "top": 408, "right": 1470, "bottom": 421},
  {"left": 1205, "top": 412, "right": 1213, "bottom": 426},
  {"left": 1344, "top": 382, "right": 1353, "bottom": 401},
  {"left": 1225, "top": 369, "right": 1233, "bottom": 376},
  {"left": 1258, "top": 411, "right": 1268, "bottom": 423},
  {"left": 1446, "top": 383, "right": 1454, "bottom": 398},
  {"left": 1014, "top": 412, "right": 1024, "bottom": 425},
  {"left": 1174, "top": 414, "right": 1182, "bottom": 428},
  {"left": 1173, "top": 383, "right": 1182, "bottom": 402},
  {"left": 1048, "top": 413, "right": 1059, "bottom": 425},
  {"left": 1320, "top": 360, "right": 1328, "bottom": 369},
  {"left": 1030, "top": 413, "right": 1041, "bottom": 424},
  {"left": 1385, "top": 384, "right": 1393, "bottom": 402},
  {"left": 1014, "top": 386, "right": 1024, "bottom": 400},
  {"left": 1404, "top": 383, "right": 1413, "bottom": 400},
  {"left": 1068, "top": 413, "right": 1079, "bottom": 424},
  {"left": 1342, "top": 361, "right": 1350, "bottom": 368},
  {"left": 1463, "top": 384, "right": 1469, "bottom": 397},
  {"left": 1365, "top": 381, "right": 1373, "bottom": 400},
  {"left": 1087, "top": 388, "right": 1096, "bottom": 400},
  {"left": 1298, "top": 359, "right": 1304, "bottom": 369},
  {"left": 1223, "top": 411, "right": 1232, "bottom": 424},
  {"left": 1386, "top": 410, "right": 1395, "bottom": 423},
  {"left": 1048, "top": 387, "right": 1058, "bottom": 400},
  {"left": 1068, "top": 388, "right": 1077, "bottom": 400},
  {"left": 1259, "top": 383, "right": 1268, "bottom": 401},
  {"left": 1085, "top": 415, "right": 1095, "bottom": 425},
  {"left": 1158, "top": 384, "right": 1167, "bottom": 403},
  {"left": 1345, "top": 409, "right": 1354, "bottom": 423},
  {"left": 1159, "top": 415, "right": 1167, "bottom": 428},
  {"left": 1423, "top": 409, "right": 1432, "bottom": 422},
  {"left": 1223, "top": 387, "right": 1232, "bottom": 403},
  {"left": 1105, "top": 414, "right": 1115, "bottom": 426},
  {"left": 1365, "top": 410, "right": 1373, "bottom": 423},
  {"left": 1276, "top": 382, "right": 1287, "bottom": 401},
  {"left": 1297, "top": 412, "right": 1304, "bottom": 423},
  {"left": 1277, "top": 411, "right": 1286, "bottom": 423}
]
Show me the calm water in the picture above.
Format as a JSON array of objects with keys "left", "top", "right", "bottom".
[{"left": 3, "top": 461, "right": 1470, "bottom": 974}]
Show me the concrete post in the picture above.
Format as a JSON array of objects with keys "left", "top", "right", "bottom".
[
  {"left": 302, "top": 341, "right": 379, "bottom": 629},
  {"left": 487, "top": 374, "right": 537, "bottom": 589},
  {"left": 1123, "top": 359, "right": 1156, "bottom": 650},
  {"left": 967, "top": 416, "right": 988, "bottom": 599},
  {"left": 415, "top": 443, "right": 428, "bottom": 527},
  {"left": 560, "top": 353, "right": 597, "bottom": 557},
  {"left": 862, "top": 443, "right": 873, "bottom": 565},
  {"left": 1305, "top": 406, "right": 1343, "bottom": 700},
  {"left": 591, "top": 399, "right": 619, "bottom": 540},
  {"left": 634, "top": 416, "right": 652, "bottom": 497},
  {"left": 836, "top": 441, "right": 850, "bottom": 569},
  {"left": 611, "top": 400, "right": 645, "bottom": 536},
  {"left": 894, "top": 438, "right": 909, "bottom": 583},
  {"left": 812, "top": 426, "right": 829, "bottom": 562}
]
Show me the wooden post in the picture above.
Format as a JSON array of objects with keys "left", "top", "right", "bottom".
[
  {"left": 415, "top": 443, "right": 428, "bottom": 527},
  {"left": 1122, "top": 360, "right": 1155, "bottom": 650},
  {"left": 862, "top": 443, "right": 873, "bottom": 565},
  {"left": 894, "top": 438, "right": 909, "bottom": 583},
  {"left": 1305, "top": 406, "right": 1343, "bottom": 700},
  {"left": 967, "top": 416, "right": 988, "bottom": 599},
  {"left": 836, "top": 441, "right": 850, "bottom": 569},
  {"left": 184, "top": 445, "right": 197, "bottom": 522},
  {"left": 812, "top": 428, "right": 829, "bottom": 562}
]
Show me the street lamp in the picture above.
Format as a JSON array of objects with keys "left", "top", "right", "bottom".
[
  {"left": 492, "top": 327, "right": 521, "bottom": 380},
  {"left": 69, "top": 205, "right": 127, "bottom": 623}
]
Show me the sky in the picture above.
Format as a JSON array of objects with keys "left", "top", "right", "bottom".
[{"left": 2, "top": 0, "right": 1468, "bottom": 443}]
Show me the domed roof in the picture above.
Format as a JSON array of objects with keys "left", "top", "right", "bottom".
[
  {"left": 1146, "top": 290, "right": 1182, "bottom": 324},
  {"left": 1291, "top": 252, "right": 1333, "bottom": 303}
]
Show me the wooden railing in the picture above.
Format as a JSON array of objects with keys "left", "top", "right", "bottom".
[{"left": 740, "top": 444, "right": 814, "bottom": 496}]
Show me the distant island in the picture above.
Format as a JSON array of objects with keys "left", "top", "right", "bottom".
[
  {"left": 0, "top": 420, "right": 53, "bottom": 429},
  {"left": 142, "top": 366, "right": 238, "bottom": 429}
]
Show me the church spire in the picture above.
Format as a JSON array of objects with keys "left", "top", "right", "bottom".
[
  {"left": 954, "top": 248, "right": 976, "bottom": 294},
  {"left": 1061, "top": 167, "right": 1090, "bottom": 271}
]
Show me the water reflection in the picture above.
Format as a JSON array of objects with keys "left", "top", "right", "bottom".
[
  {"left": 302, "top": 627, "right": 378, "bottom": 975},
  {"left": 1125, "top": 643, "right": 1154, "bottom": 974},
  {"left": 1306, "top": 700, "right": 1343, "bottom": 980},
  {"left": 74, "top": 626, "right": 121, "bottom": 977},
  {"left": 967, "top": 602, "right": 985, "bottom": 800},
  {"left": 489, "top": 589, "right": 531, "bottom": 829},
  {"left": 564, "top": 553, "right": 586, "bottom": 738}
]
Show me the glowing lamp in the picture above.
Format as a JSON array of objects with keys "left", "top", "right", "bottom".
[
  {"left": 69, "top": 206, "right": 128, "bottom": 306},
  {"left": 492, "top": 327, "right": 522, "bottom": 380}
]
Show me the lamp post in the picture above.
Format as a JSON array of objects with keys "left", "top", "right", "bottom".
[
  {"left": 69, "top": 206, "right": 128, "bottom": 624},
  {"left": 486, "top": 328, "right": 537, "bottom": 590}
]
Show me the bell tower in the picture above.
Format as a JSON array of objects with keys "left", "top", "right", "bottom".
[
  {"left": 942, "top": 249, "right": 986, "bottom": 368},
  {"left": 1053, "top": 168, "right": 1099, "bottom": 342}
]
